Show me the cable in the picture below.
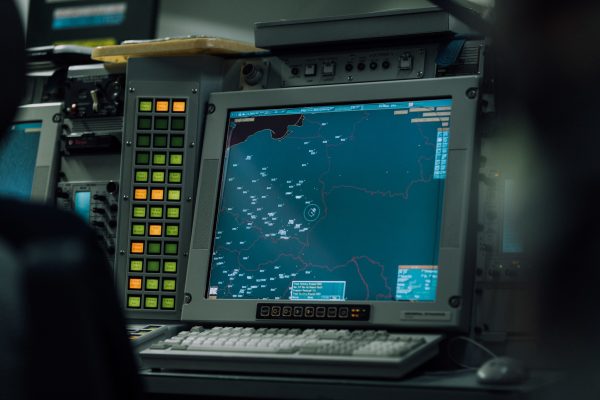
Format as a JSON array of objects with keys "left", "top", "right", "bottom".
[{"left": 446, "top": 336, "right": 497, "bottom": 369}]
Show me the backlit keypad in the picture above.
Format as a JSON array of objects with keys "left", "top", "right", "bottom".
[{"left": 126, "top": 97, "right": 187, "bottom": 311}]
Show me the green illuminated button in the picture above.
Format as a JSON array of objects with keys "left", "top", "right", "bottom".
[
  {"left": 155, "top": 117, "right": 169, "bottom": 130},
  {"left": 169, "top": 153, "right": 183, "bottom": 166},
  {"left": 164, "top": 242, "right": 178, "bottom": 255},
  {"left": 171, "top": 117, "right": 185, "bottom": 130},
  {"left": 145, "top": 278, "right": 159, "bottom": 290},
  {"left": 152, "top": 153, "right": 166, "bottom": 165},
  {"left": 144, "top": 296, "right": 158, "bottom": 309},
  {"left": 166, "top": 206, "right": 180, "bottom": 219},
  {"left": 136, "top": 152, "right": 150, "bottom": 165},
  {"left": 149, "top": 206, "right": 163, "bottom": 218},
  {"left": 135, "top": 170, "right": 149, "bottom": 183},
  {"left": 131, "top": 224, "right": 145, "bottom": 236},
  {"left": 164, "top": 260, "right": 177, "bottom": 273},
  {"left": 161, "top": 297, "right": 175, "bottom": 310},
  {"left": 168, "top": 171, "right": 182, "bottom": 183},
  {"left": 128, "top": 295, "right": 142, "bottom": 308},
  {"left": 133, "top": 205, "right": 146, "bottom": 218},
  {"left": 139, "top": 99, "right": 153, "bottom": 112},
  {"left": 147, "top": 242, "right": 161, "bottom": 255},
  {"left": 137, "top": 134, "right": 151, "bottom": 147},
  {"left": 170, "top": 135, "right": 184, "bottom": 148},
  {"left": 167, "top": 189, "right": 181, "bottom": 201},
  {"left": 151, "top": 170, "right": 165, "bottom": 183},
  {"left": 153, "top": 134, "right": 168, "bottom": 148},
  {"left": 146, "top": 259, "right": 160, "bottom": 273},
  {"left": 138, "top": 116, "right": 152, "bottom": 130},
  {"left": 129, "top": 259, "right": 143, "bottom": 272},
  {"left": 163, "top": 279, "right": 176, "bottom": 291},
  {"left": 165, "top": 224, "right": 179, "bottom": 237}
]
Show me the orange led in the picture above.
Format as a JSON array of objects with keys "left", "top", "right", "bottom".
[
  {"left": 156, "top": 100, "right": 169, "bottom": 112},
  {"left": 149, "top": 224, "right": 162, "bottom": 236},
  {"left": 131, "top": 242, "right": 144, "bottom": 254},
  {"left": 151, "top": 188, "right": 164, "bottom": 201},
  {"left": 134, "top": 188, "right": 148, "bottom": 200},
  {"left": 172, "top": 100, "right": 186, "bottom": 113},
  {"left": 128, "top": 278, "right": 142, "bottom": 290}
]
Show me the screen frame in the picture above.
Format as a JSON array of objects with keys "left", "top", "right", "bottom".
[
  {"left": 10, "top": 103, "right": 63, "bottom": 203},
  {"left": 183, "top": 76, "right": 479, "bottom": 330}
]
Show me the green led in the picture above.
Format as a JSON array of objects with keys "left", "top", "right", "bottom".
[
  {"left": 139, "top": 99, "right": 153, "bottom": 112},
  {"left": 127, "top": 296, "right": 141, "bottom": 308},
  {"left": 155, "top": 117, "right": 169, "bottom": 130},
  {"left": 166, "top": 206, "right": 180, "bottom": 219},
  {"left": 135, "top": 170, "right": 149, "bottom": 183},
  {"left": 136, "top": 152, "right": 150, "bottom": 165},
  {"left": 132, "top": 206, "right": 146, "bottom": 218},
  {"left": 163, "top": 260, "right": 177, "bottom": 273},
  {"left": 170, "top": 135, "right": 184, "bottom": 148},
  {"left": 165, "top": 224, "right": 179, "bottom": 237},
  {"left": 167, "top": 189, "right": 181, "bottom": 201},
  {"left": 137, "top": 134, "right": 151, "bottom": 147},
  {"left": 161, "top": 297, "right": 175, "bottom": 309},
  {"left": 151, "top": 170, "right": 165, "bottom": 183},
  {"left": 149, "top": 206, "right": 163, "bottom": 218},
  {"left": 169, "top": 153, "right": 183, "bottom": 166},
  {"left": 147, "top": 242, "right": 161, "bottom": 255},
  {"left": 131, "top": 224, "right": 145, "bottom": 236},
  {"left": 163, "top": 279, "right": 176, "bottom": 291},
  {"left": 171, "top": 117, "right": 185, "bottom": 131},
  {"left": 168, "top": 171, "right": 182, "bottom": 184},
  {"left": 145, "top": 278, "right": 159, "bottom": 290},
  {"left": 153, "top": 134, "right": 168, "bottom": 148},
  {"left": 129, "top": 259, "right": 143, "bottom": 272},
  {"left": 153, "top": 153, "right": 166, "bottom": 165},
  {"left": 144, "top": 296, "right": 158, "bottom": 309},
  {"left": 164, "top": 242, "right": 178, "bottom": 255},
  {"left": 138, "top": 116, "right": 152, "bottom": 130},
  {"left": 146, "top": 259, "right": 160, "bottom": 273}
]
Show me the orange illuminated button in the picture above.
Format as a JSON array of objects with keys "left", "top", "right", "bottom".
[
  {"left": 151, "top": 188, "right": 164, "bottom": 201},
  {"left": 134, "top": 188, "right": 148, "bottom": 200},
  {"left": 155, "top": 100, "right": 169, "bottom": 112},
  {"left": 131, "top": 242, "right": 144, "bottom": 254},
  {"left": 172, "top": 100, "right": 186, "bottom": 113},
  {"left": 128, "top": 278, "right": 142, "bottom": 290},
  {"left": 149, "top": 224, "right": 162, "bottom": 236}
]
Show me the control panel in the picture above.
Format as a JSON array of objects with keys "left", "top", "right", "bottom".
[
  {"left": 256, "top": 303, "right": 370, "bottom": 321},
  {"left": 115, "top": 56, "right": 223, "bottom": 320},
  {"left": 56, "top": 181, "right": 119, "bottom": 267}
]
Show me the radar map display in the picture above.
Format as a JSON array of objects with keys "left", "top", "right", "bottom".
[{"left": 208, "top": 99, "right": 452, "bottom": 302}]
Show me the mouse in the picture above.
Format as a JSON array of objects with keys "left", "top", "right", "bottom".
[{"left": 476, "top": 356, "right": 529, "bottom": 385}]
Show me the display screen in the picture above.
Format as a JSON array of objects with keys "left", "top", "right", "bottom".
[
  {"left": 74, "top": 191, "right": 91, "bottom": 222},
  {"left": 0, "top": 122, "right": 42, "bottom": 200},
  {"left": 207, "top": 99, "right": 452, "bottom": 302}
]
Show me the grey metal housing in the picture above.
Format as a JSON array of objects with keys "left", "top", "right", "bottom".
[{"left": 183, "top": 76, "right": 479, "bottom": 330}]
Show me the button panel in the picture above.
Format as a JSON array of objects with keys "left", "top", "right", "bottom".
[
  {"left": 256, "top": 303, "right": 370, "bottom": 321},
  {"left": 125, "top": 97, "right": 189, "bottom": 311}
]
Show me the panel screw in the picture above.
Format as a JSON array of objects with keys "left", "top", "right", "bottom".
[
  {"left": 187, "top": 196, "right": 192, "bottom": 201},
  {"left": 123, "top": 195, "right": 129, "bottom": 200},
  {"left": 125, "top": 140, "right": 132, "bottom": 146},
  {"left": 449, "top": 296, "right": 462, "bottom": 308},
  {"left": 192, "top": 88, "right": 198, "bottom": 94},
  {"left": 207, "top": 103, "right": 216, "bottom": 114},
  {"left": 184, "top": 293, "right": 192, "bottom": 304},
  {"left": 190, "top": 142, "right": 195, "bottom": 147},
  {"left": 466, "top": 88, "right": 478, "bottom": 99},
  {"left": 119, "top": 250, "right": 125, "bottom": 255},
  {"left": 128, "top": 87, "right": 135, "bottom": 93},
  {"left": 416, "top": 71, "right": 424, "bottom": 78}
]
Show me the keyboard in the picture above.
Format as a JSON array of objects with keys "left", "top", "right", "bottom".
[{"left": 140, "top": 326, "right": 442, "bottom": 378}]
